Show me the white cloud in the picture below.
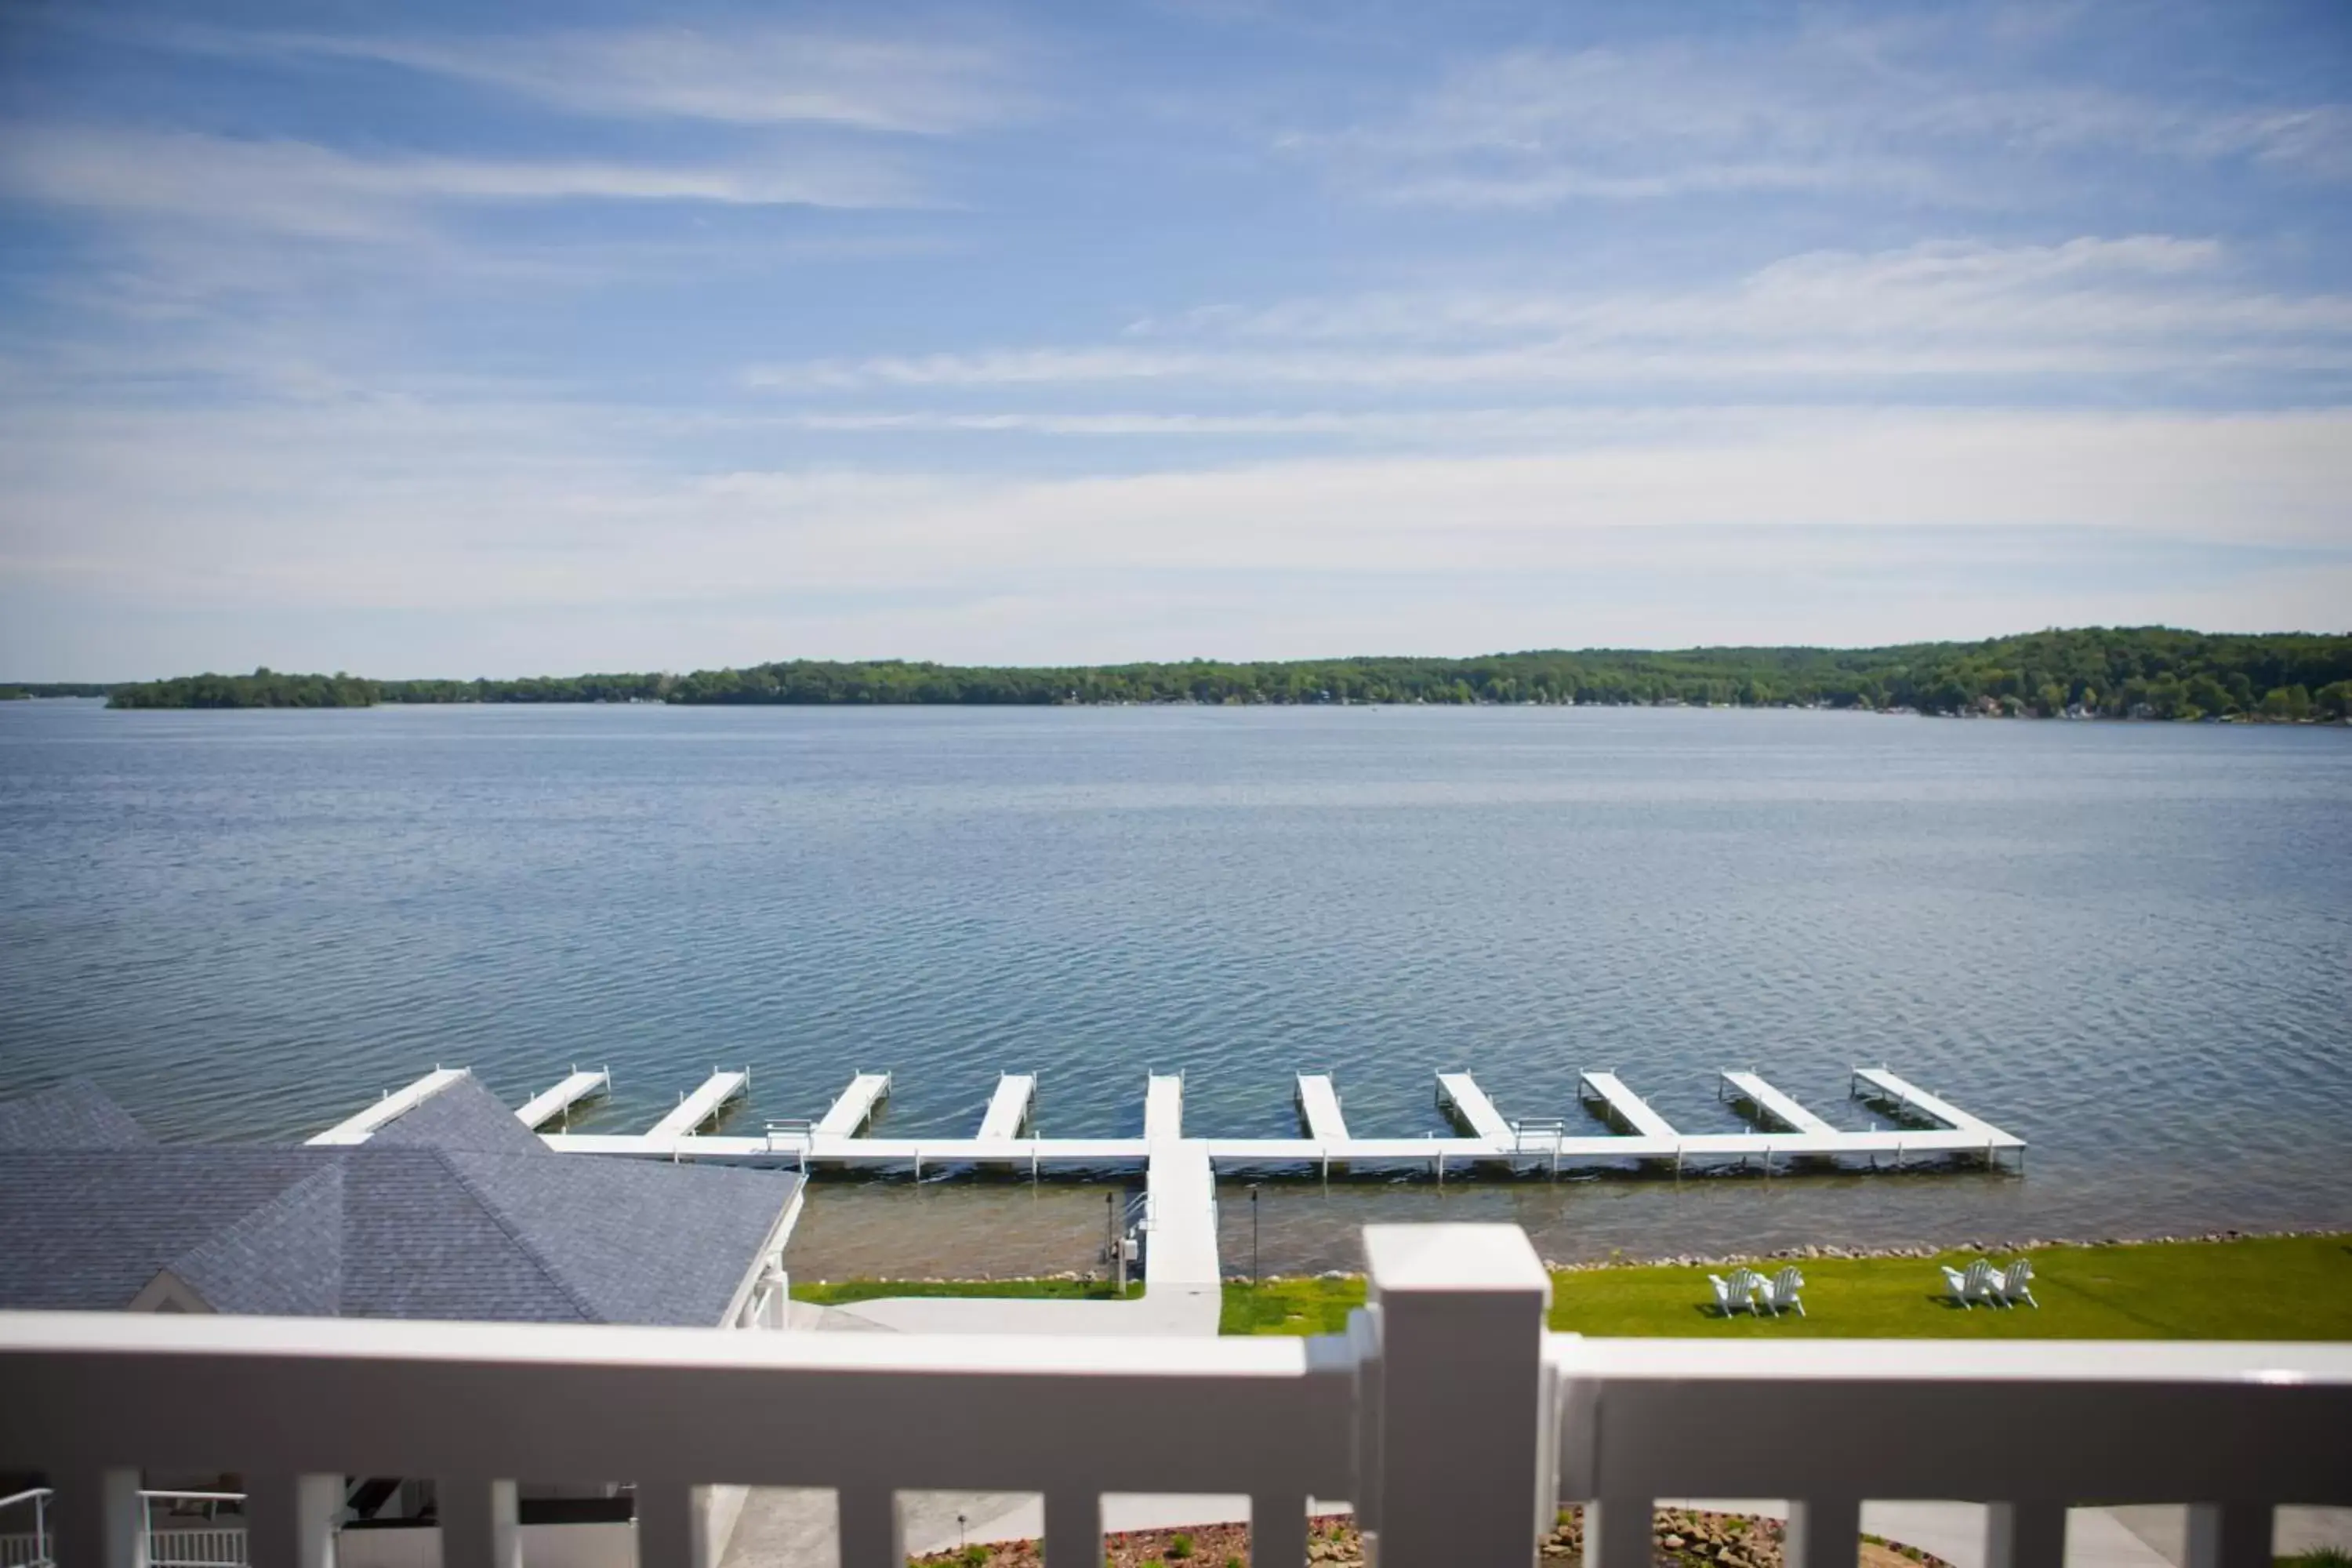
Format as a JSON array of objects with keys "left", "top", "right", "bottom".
[
  {"left": 1294, "top": 24, "right": 2351, "bottom": 209},
  {"left": 0, "top": 125, "right": 923, "bottom": 245},
  {"left": 747, "top": 236, "right": 2352, "bottom": 391},
  {"left": 172, "top": 23, "right": 1028, "bottom": 136},
  {"left": 5, "top": 403, "right": 2347, "bottom": 622}
]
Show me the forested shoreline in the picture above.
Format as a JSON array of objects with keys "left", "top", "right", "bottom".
[{"left": 61, "top": 627, "right": 2352, "bottom": 720}]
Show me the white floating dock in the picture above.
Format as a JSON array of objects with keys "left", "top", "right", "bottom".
[
  {"left": 815, "top": 1072, "right": 892, "bottom": 1138},
  {"left": 316, "top": 1062, "right": 2019, "bottom": 1177},
  {"left": 515, "top": 1068, "right": 610, "bottom": 1131},
  {"left": 647, "top": 1070, "right": 748, "bottom": 1140},
  {"left": 307, "top": 1068, "right": 466, "bottom": 1146},
  {"left": 1294, "top": 1074, "right": 1348, "bottom": 1142},
  {"left": 1145, "top": 1074, "right": 1184, "bottom": 1141},
  {"left": 1434, "top": 1072, "right": 1512, "bottom": 1142},
  {"left": 977, "top": 1073, "right": 1036, "bottom": 1141},
  {"left": 1719, "top": 1069, "right": 1837, "bottom": 1136},
  {"left": 1577, "top": 1071, "right": 1680, "bottom": 1142}
]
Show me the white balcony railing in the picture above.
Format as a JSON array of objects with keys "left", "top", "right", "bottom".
[{"left": 2, "top": 1224, "right": 2347, "bottom": 1568}]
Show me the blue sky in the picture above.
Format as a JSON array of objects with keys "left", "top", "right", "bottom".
[{"left": 2, "top": 0, "right": 2348, "bottom": 679}]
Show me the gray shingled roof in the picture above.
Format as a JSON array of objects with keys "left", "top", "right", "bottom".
[
  {"left": 0, "top": 1076, "right": 800, "bottom": 1327},
  {"left": 0, "top": 1077, "right": 155, "bottom": 1149}
]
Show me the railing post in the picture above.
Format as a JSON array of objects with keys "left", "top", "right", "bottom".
[
  {"left": 1984, "top": 1501, "right": 2066, "bottom": 1568},
  {"left": 1584, "top": 1499, "right": 1651, "bottom": 1568},
  {"left": 245, "top": 1475, "right": 340, "bottom": 1568},
  {"left": 1786, "top": 1498, "right": 1860, "bottom": 1568},
  {"left": 1250, "top": 1494, "right": 1305, "bottom": 1568},
  {"left": 834, "top": 1487, "right": 902, "bottom": 1568},
  {"left": 1043, "top": 1490, "right": 1101, "bottom": 1568},
  {"left": 634, "top": 1483, "right": 707, "bottom": 1568},
  {"left": 2186, "top": 1504, "right": 2271, "bottom": 1568},
  {"left": 53, "top": 1472, "right": 142, "bottom": 1568},
  {"left": 1356, "top": 1224, "right": 1552, "bottom": 1568},
  {"left": 437, "top": 1479, "right": 520, "bottom": 1568}
]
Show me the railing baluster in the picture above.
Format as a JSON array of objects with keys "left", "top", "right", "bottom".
[
  {"left": 2186, "top": 1503, "right": 2271, "bottom": 1568},
  {"left": 1787, "top": 1498, "right": 1860, "bottom": 1568},
  {"left": 1582, "top": 1498, "right": 1652, "bottom": 1568},
  {"left": 834, "top": 1487, "right": 901, "bottom": 1568},
  {"left": 1984, "top": 1501, "right": 2065, "bottom": 1568},
  {"left": 1251, "top": 1494, "right": 1305, "bottom": 1568},
  {"left": 436, "top": 1480, "right": 519, "bottom": 1568},
  {"left": 51, "top": 1472, "right": 141, "bottom": 1568},
  {"left": 242, "top": 1477, "right": 338, "bottom": 1568}
]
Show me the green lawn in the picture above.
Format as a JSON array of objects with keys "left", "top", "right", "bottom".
[
  {"left": 792, "top": 1277, "right": 1144, "bottom": 1306},
  {"left": 1221, "top": 1233, "right": 2352, "bottom": 1339}
]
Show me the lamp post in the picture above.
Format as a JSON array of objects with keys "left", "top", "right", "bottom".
[{"left": 1250, "top": 1184, "right": 1261, "bottom": 1291}]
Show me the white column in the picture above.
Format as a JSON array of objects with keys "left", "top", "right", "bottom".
[{"left": 1358, "top": 1223, "right": 1552, "bottom": 1568}]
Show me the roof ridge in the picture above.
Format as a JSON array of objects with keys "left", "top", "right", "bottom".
[
  {"left": 430, "top": 1150, "right": 604, "bottom": 1323},
  {"left": 166, "top": 1162, "right": 344, "bottom": 1315}
]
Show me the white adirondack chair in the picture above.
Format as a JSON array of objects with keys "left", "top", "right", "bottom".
[
  {"left": 1940, "top": 1258, "right": 2002, "bottom": 1308},
  {"left": 1759, "top": 1265, "right": 1806, "bottom": 1317},
  {"left": 1727, "top": 1266, "right": 1768, "bottom": 1312},
  {"left": 1993, "top": 1257, "right": 2038, "bottom": 1308},
  {"left": 1707, "top": 1274, "right": 1743, "bottom": 1316}
]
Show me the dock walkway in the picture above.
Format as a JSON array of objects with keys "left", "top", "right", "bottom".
[
  {"left": 307, "top": 1069, "right": 466, "bottom": 1146},
  {"left": 1578, "top": 1071, "right": 1680, "bottom": 1142},
  {"left": 814, "top": 1073, "right": 891, "bottom": 1138},
  {"left": 1434, "top": 1072, "right": 1512, "bottom": 1142},
  {"left": 515, "top": 1068, "right": 609, "bottom": 1131},
  {"left": 1294, "top": 1074, "right": 1348, "bottom": 1142},
  {"left": 976, "top": 1074, "right": 1036, "bottom": 1141},
  {"left": 648, "top": 1070, "right": 747, "bottom": 1140},
  {"left": 1719, "top": 1070, "right": 1837, "bottom": 1136}
]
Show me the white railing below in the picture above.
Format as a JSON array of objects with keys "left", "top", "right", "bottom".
[{"left": 2, "top": 1223, "right": 2347, "bottom": 1568}]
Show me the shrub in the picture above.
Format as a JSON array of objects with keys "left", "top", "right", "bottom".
[{"left": 1169, "top": 1534, "right": 1194, "bottom": 1559}]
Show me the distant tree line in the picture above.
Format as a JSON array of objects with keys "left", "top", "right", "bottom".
[{"left": 90, "top": 628, "right": 2352, "bottom": 720}]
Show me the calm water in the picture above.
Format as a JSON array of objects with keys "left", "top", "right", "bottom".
[{"left": 2, "top": 699, "right": 2347, "bottom": 1275}]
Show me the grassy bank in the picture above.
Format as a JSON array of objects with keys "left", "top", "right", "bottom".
[
  {"left": 1221, "top": 1232, "right": 2352, "bottom": 1338},
  {"left": 791, "top": 1277, "right": 1143, "bottom": 1307}
]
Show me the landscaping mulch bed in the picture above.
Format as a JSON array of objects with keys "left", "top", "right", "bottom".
[{"left": 908, "top": 1506, "right": 1957, "bottom": 1568}]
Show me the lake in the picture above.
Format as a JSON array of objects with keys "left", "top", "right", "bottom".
[{"left": 2, "top": 698, "right": 2347, "bottom": 1276}]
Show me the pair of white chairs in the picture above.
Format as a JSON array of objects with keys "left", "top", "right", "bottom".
[
  {"left": 1940, "top": 1255, "right": 2038, "bottom": 1308},
  {"left": 1708, "top": 1265, "right": 1806, "bottom": 1318}
]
